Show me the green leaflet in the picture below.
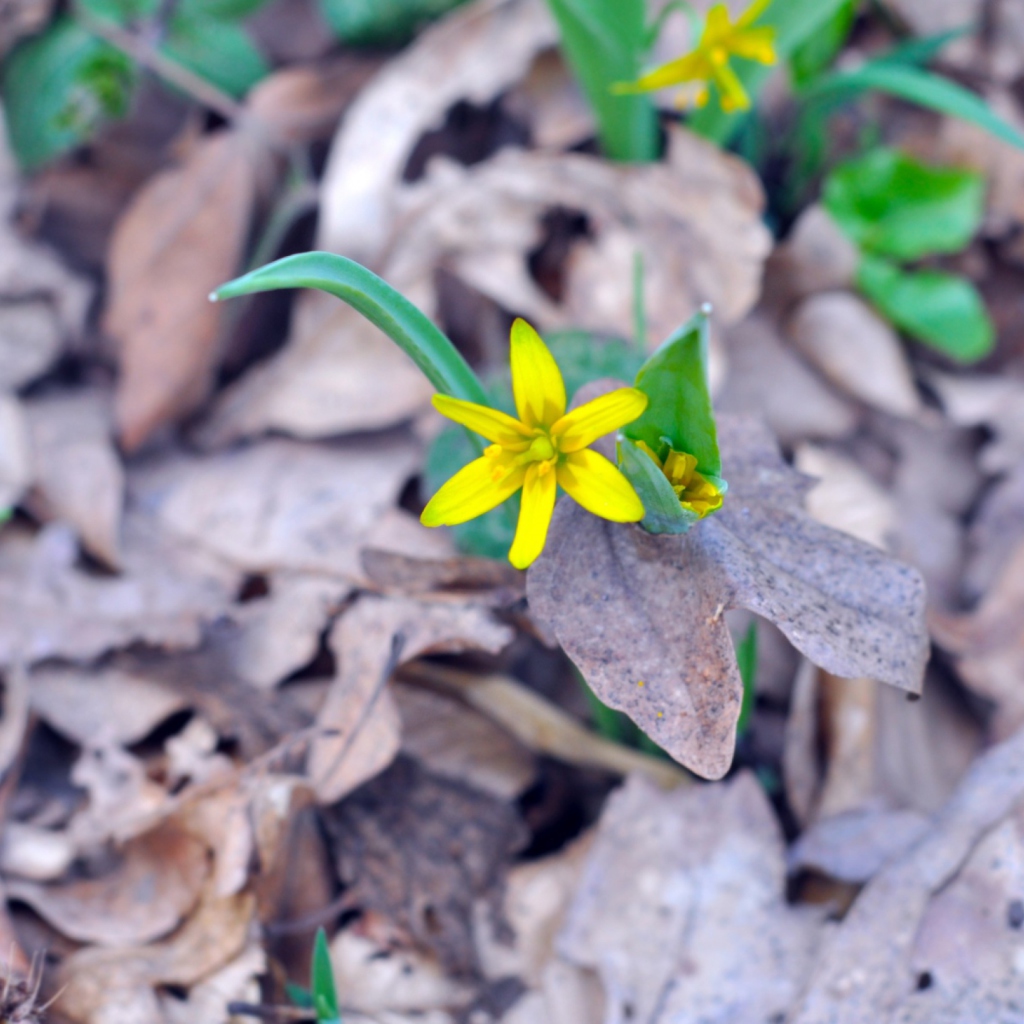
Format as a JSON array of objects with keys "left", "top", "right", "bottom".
[
  {"left": 311, "top": 928, "right": 341, "bottom": 1023},
  {"left": 624, "top": 307, "right": 721, "bottom": 477},
  {"left": 824, "top": 147, "right": 985, "bottom": 262},
  {"left": 735, "top": 620, "right": 759, "bottom": 737},
  {"left": 857, "top": 255, "right": 994, "bottom": 363},
  {"left": 544, "top": 0, "right": 658, "bottom": 162},
  {"left": 319, "top": 0, "right": 471, "bottom": 46},
  {"left": 618, "top": 437, "right": 698, "bottom": 535},
  {"left": 163, "top": 14, "right": 267, "bottom": 97},
  {"left": 213, "top": 252, "right": 490, "bottom": 408}
]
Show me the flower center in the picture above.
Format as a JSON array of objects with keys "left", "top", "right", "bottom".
[{"left": 527, "top": 434, "right": 556, "bottom": 462}]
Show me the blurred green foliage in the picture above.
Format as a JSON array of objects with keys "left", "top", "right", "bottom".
[{"left": 319, "top": 0, "right": 471, "bottom": 46}]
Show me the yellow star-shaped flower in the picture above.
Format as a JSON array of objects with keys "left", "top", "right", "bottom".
[
  {"left": 636, "top": 441, "right": 724, "bottom": 518},
  {"left": 421, "top": 319, "right": 648, "bottom": 569},
  {"left": 617, "top": 0, "right": 777, "bottom": 113}
]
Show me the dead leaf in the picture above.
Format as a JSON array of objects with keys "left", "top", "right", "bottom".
[
  {"left": 361, "top": 548, "right": 524, "bottom": 595},
  {"left": 0, "top": 821, "right": 75, "bottom": 881},
  {"left": 0, "top": 392, "right": 30, "bottom": 509},
  {"left": 789, "top": 725, "right": 1024, "bottom": 1024},
  {"left": 0, "top": 303, "right": 62, "bottom": 393},
  {"left": 0, "top": 516, "right": 237, "bottom": 668},
  {"left": 528, "top": 415, "right": 929, "bottom": 779},
  {"left": 162, "top": 943, "right": 264, "bottom": 1024},
  {"left": 323, "top": 755, "right": 526, "bottom": 978},
  {"left": 965, "top": 460, "right": 1024, "bottom": 599},
  {"left": 105, "top": 130, "right": 258, "bottom": 451},
  {"left": 23, "top": 389, "right": 124, "bottom": 566},
  {"left": 0, "top": 0, "right": 52, "bottom": 58},
  {"left": 8, "top": 823, "right": 207, "bottom": 946},
  {"left": 773, "top": 203, "right": 860, "bottom": 300},
  {"left": 308, "top": 593, "right": 513, "bottom": 803},
  {"left": 134, "top": 435, "right": 447, "bottom": 582},
  {"left": 559, "top": 773, "right": 823, "bottom": 1023},
  {"left": 787, "top": 292, "right": 922, "bottom": 418},
  {"left": 718, "top": 314, "right": 859, "bottom": 446}
]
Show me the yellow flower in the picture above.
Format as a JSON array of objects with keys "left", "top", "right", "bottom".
[
  {"left": 617, "top": 0, "right": 776, "bottom": 113},
  {"left": 421, "top": 319, "right": 648, "bottom": 569},
  {"left": 636, "top": 441, "right": 724, "bottom": 518}
]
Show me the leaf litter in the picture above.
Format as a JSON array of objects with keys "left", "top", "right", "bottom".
[{"left": 1, "top": 0, "right": 1024, "bottom": 1020}]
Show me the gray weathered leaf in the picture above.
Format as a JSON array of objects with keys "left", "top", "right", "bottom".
[{"left": 528, "top": 415, "right": 928, "bottom": 779}]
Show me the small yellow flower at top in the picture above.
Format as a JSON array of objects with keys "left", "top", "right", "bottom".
[
  {"left": 636, "top": 441, "right": 724, "bottom": 518},
  {"left": 615, "top": 0, "right": 777, "bottom": 113},
  {"left": 421, "top": 319, "right": 648, "bottom": 569}
]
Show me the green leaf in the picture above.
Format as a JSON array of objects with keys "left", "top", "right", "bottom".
[
  {"left": 544, "top": 0, "right": 658, "bottom": 162},
  {"left": 789, "top": 0, "right": 856, "bottom": 87},
  {"left": 178, "top": 0, "right": 271, "bottom": 20},
  {"left": 618, "top": 437, "right": 698, "bottom": 535},
  {"left": 823, "top": 147, "right": 984, "bottom": 261},
  {"left": 318, "top": 0, "right": 472, "bottom": 46},
  {"left": 164, "top": 14, "right": 268, "bottom": 97},
  {"left": 213, "top": 252, "right": 490, "bottom": 408},
  {"left": 76, "top": 0, "right": 158, "bottom": 21},
  {"left": 1, "top": 18, "right": 135, "bottom": 168},
  {"left": 689, "top": 0, "right": 854, "bottom": 143},
  {"left": 311, "top": 929, "right": 340, "bottom": 1023},
  {"left": 803, "top": 62, "right": 1024, "bottom": 151},
  {"left": 735, "top": 620, "right": 758, "bottom": 736},
  {"left": 857, "top": 254, "right": 995, "bottom": 363},
  {"left": 286, "top": 983, "right": 315, "bottom": 1011},
  {"left": 623, "top": 308, "right": 721, "bottom": 477}
]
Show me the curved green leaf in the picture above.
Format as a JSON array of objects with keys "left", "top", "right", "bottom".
[
  {"left": 311, "top": 928, "right": 340, "bottom": 1023},
  {"left": 213, "top": 252, "right": 489, "bottom": 407}
]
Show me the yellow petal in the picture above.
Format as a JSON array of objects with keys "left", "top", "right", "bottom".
[
  {"left": 421, "top": 455, "right": 525, "bottom": 527},
  {"left": 508, "top": 462, "right": 557, "bottom": 569},
  {"left": 557, "top": 449, "right": 644, "bottom": 523},
  {"left": 736, "top": 0, "right": 773, "bottom": 28},
  {"left": 712, "top": 60, "right": 751, "bottom": 111},
  {"left": 730, "top": 26, "right": 776, "bottom": 64},
  {"left": 510, "top": 318, "right": 566, "bottom": 429},
  {"left": 627, "top": 51, "right": 708, "bottom": 94},
  {"left": 551, "top": 388, "right": 648, "bottom": 453},
  {"left": 432, "top": 394, "right": 531, "bottom": 447},
  {"left": 703, "top": 4, "right": 734, "bottom": 42}
]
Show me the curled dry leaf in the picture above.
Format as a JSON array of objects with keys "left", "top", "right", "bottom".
[
  {"left": 528, "top": 415, "right": 929, "bottom": 779},
  {"left": 787, "top": 292, "right": 922, "bottom": 419},
  {"left": 559, "top": 773, "right": 824, "bottom": 1023},
  {"left": 0, "top": 392, "right": 30, "bottom": 510},
  {"left": 773, "top": 204, "right": 860, "bottom": 301},
  {"left": 789, "top": 725, "right": 1024, "bottom": 1024},
  {"left": 309, "top": 593, "right": 514, "bottom": 803},
  {"left": 23, "top": 389, "right": 124, "bottom": 566},
  {"left": 7, "top": 824, "right": 207, "bottom": 946},
  {"left": 0, "top": 517, "right": 237, "bottom": 668}
]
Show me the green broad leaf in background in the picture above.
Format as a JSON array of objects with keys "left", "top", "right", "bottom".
[
  {"left": 164, "top": 14, "right": 268, "bottom": 97},
  {"left": 1, "top": 17, "right": 135, "bottom": 168},
  {"left": 623, "top": 308, "right": 722, "bottom": 478},
  {"left": 214, "top": 252, "right": 490, "bottom": 408},
  {"left": 319, "top": 0, "right": 472, "bottom": 46},
  {"left": 804, "top": 62, "right": 1024, "bottom": 152},
  {"left": 544, "top": 0, "right": 658, "bottom": 162},
  {"left": 823, "top": 147, "right": 985, "bottom": 261},
  {"left": 688, "top": 0, "right": 854, "bottom": 144},
  {"left": 178, "top": 0, "right": 271, "bottom": 20},
  {"left": 311, "top": 929, "right": 341, "bottom": 1023},
  {"left": 857, "top": 254, "right": 995, "bottom": 363},
  {"left": 618, "top": 437, "right": 698, "bottom": 534},
  {"left": 789, "top": 0, "right": 856, "bottom": 87}
]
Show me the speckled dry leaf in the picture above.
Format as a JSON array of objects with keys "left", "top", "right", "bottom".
[
  {"left": 789, "top": 726, "right": 1024, "bottom": 1024},
  {"left": 134, "top": 435, "right": 449, "bottom": 582},
  {"left": 0, "top": 392, "right": 30, "bottom": 509},
  {"left": 105, "top": 131, "right": 258, "bottom": 451},
  {"left": 23, "top": 389, "right": 124, "bottom": 565},
  {"left": 965, "top": 461, "right": 1024, "bottom": 599},
  {"left": 559, "top": 773, "right": 824, "bottom": 1023},
  {"left": 0, "top": 517, "right": 236, "bottom": 668},
  {"left": 162, "top": 944, "right": 264, "bottom": 1024},
  {"left": 309, "top": 594, "right": 514, "bottom": 803},
  {"left": 788, "top": 292, "right": 921, "bottom": 418},
  {"left": 7, "top": 824, "right": 207, "bottom": 946},
  {"left": 29, "top": 665, "right": 185, "bottom": 748},
  {"left": 932, "top": 538, "right": 1024, "bottom": 740},
  {"left": 773, "top": 204, "right": 859, "bottom": 300},
  {"left": 718, "top": 315, "right": 858, "bottom": 446},
  {"left": 528, "top": 415, "right": 928, "bottom": 779},
  {"left": 57, "top": 888, "right": 256, "bottom": 1024}
]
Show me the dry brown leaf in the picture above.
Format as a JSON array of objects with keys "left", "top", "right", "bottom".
[
  {"left": 23, "top": 389, "right": 124, "bottom": 566},
  {"left": 0, "top": 821, "right": 75, "bottom": 881},
  {"left": 0, "top": 304, "right": 62, "bottom": 393},
  {"left": 787, "top": 292, "right": 922, "bottom": 418},
  {"left": 0, "top": 0, "right": 52, "bottom": 58},
  {"left": 773, "top": 204, "right": 860, "bottom": 300},
  {"left": 135, "top": 435, "right": 446, "bottom": 581},
  {"left": 361, "top": 547, "right": 524, "bottom": 595},
  {"left": 394, "top": 682, "right": 536, "bottom": 801},
  {"left": 0, "top": 392, "right": 30, "bottom": 509},
  {"left": 309, "top": 593, "right": 513, "bottom": 802},
  {"left": 7, "top": 823, "right": 207, "bottom": 946},
  {"left": 162, "top": 944, "right": 264, "bottom": 1024},
  {"left": 559, "top": 773, "right": 823, "bottom": 1023},
  {"left": 105, "top": 130, "right": 258, "bottom": 451},
  {"left": 57, "top": 887, "right": 256, "bottom": 1024},
  {"left": 789, "top": 725, "right": 1024, "bottom": 1024},
  {"left": 718, "top": 315, "right": 859, "bottom": 446},
  {"left": 0, "top": 515, "right": 236, "bottom": 668},
  {"left": 965, "top": 461, "right": 1024, "bottom": 599},
  {"left": 528, "top": 415, "right": 929, "bottom": 779}
]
